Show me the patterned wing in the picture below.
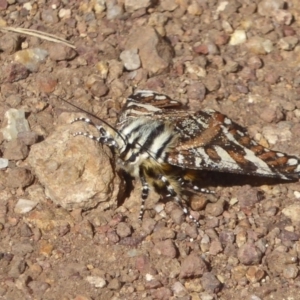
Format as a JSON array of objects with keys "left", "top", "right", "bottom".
[
  {"left": 118, "top": 90, "right": 184, "bottom": 123},
  {"left": 167, "top": 109, "right": 300, "bottom": 180}
]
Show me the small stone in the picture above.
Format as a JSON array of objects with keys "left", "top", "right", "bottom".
[
  {"left": 187, "top": 82, "right": 206, "bottom": 101},
  {"left": 237, "top": 242, "right": 263, "bottom": 265},
  {"left": 248, "top": 56, "right": 262, "bottom": 69},
  {"left": 154, "top": 240, "right": 177, "bottom": 258},
  {"left": 2, "top": 63, "right": 29, "bottom": 82},
  {"left": 6, "top": 168, "right": 34, "bottom": 188},
  {"left": 107, "top": 230, "right": 120, "bottom": 243},
  {"left": 125, "top": 26, "right": 173, "bottom": 75},
  {"left": 273, "top": 9, "right": 293, "bottom": 25},
  {"left": 294, "top": 191, "right": 300, "bottom": 199},
  {"left": 106, "top": 0, "right": 124, "bottom": 20},
  {"left": 0, "top": 0, "right": 8, "bottom": 10},
  {"left": 282, "top": 204, "right": 300, "bottom": 224},
  {"left": 219, "top": 230, "right": 235, "bottom": 246},
  {"left": 190, "top": 195, "right": 207, "bottom": 211},
  {"left": 184, "top": 223, "right": 198, "bottom": 239},
  {"left": 36, "top": 74, "right": 57, "bottom": 93},
  {"left": 27, "top": 281, "right": 50, "bottom": 297},
  {"left": 185, "top": 61, "right": 206, "bottom": 77},
  {"left": 231, "top": 265, "right": 247, "bottom": 281},
  {"left": 151, "top": 287, "right": 172, "bottom": 300},
  {"left": 236, "top": 186, "right": 260, "bottom": 208},
  {"left": 48, "top": 44, "right": 77, "bottom": 61},
  {"left": 107, "top": 278, "right": 121, "bottom": 290},
  {"left": 3, "top": 139, "right": 29, "bottom": 160},
  {"left": 170, "top": 207, "right": 185, "bottom": 225},
  {"left": 152, "top": 227, "right": 176, "bottom": 240},
  {"left": 229, "top": 30, "right": 246, "bottom": 46},
  {"left": 171, "top": 281, "right": 187, "bottom": 297},
  {"left": 11, "top": 242, "right": 34, "bottom": 257},
  {"left": 193, "top": 42, "right": 208, "bottom": 54},
  {"left": 201, "top": 272, "right": 222, "bottom": 293},
  {"left": 246, "top": 37, "right": 273, "bottom": 54},
  {"left": 116, "top": 222, "right": 132, "bottom": 238},
  {"left": 187, "top": 2, "right": 202, "bottom": 16},
  {"left": 225, "top": 60, "right": 239, "bottom": 73},
  {"left": 96, "top": 61, "right": 109, "bottom": 79},
  {"left": 14, "top": 48, "right": 48, "bottom": 72},
  {"left": 86, "top": 276, "right": 106, "bottom": 288},
  {"left": 18, "top": 131, "right": 38, "bottom": 146},
  {"left": 58, "top": 8, "right": 71, "bottom": 18},
  {"left": 1, "top": 108, "right": 30, "bottom": 141},
  {"left": 160, "top": 0, "right": 177, "bottom": 11},
  {"left": 93, "top": 0, "right": 106, "bottom": 13},
  {"left": 282, "top": 264, "right": 298, "bottom": 279},
  {"left": 0, "top": 157, "right": 8, "bottom": 170},
  {"left": 209, "top": 240, "right": 223, "bottom": 255},
  {"left": 120, "top": 49, "right": 141, "bottom": 71},
  {"left": 185, "top": 278, "right": 203, "bottom": 293},
  {"left": 257, "top": 0, "right": 284, "bottom": 17},
  {"left": 203, "top": 76, "right": 220, "bottom": 92},
  {"left": 0, "top": 33, "right": 20, "bottom": 54},
  {"left": 124, "top": 0, "right": 152, "bottom": 13},
  {"left": 41, "top": 8, "right": 59, "bottom": 23},
  {"left": 14, "top": 199, "right": 38, "bottom": 214},
  {"left": 205, "top": 201, "right": 224, "bottom": 217},
  {"left": 180, "top": 252, "right": 208, "bottom": 278},
  {"left": 283, "top": 25, "right": 296, "bottom": 37},
  {"left": 278, "top": 36, "right": 299, "bottom": 51},
  {"left": 246, "top": 266, "right": 265, "bottom": 282},
  {"left": 90, "top": 80, "right": 108, "bottom": 97},
  {"left": 38, "top": 240, "right": 54, "bottom": 257},
  {"left": 7, "top": 256, "right": 26, "bottom": 278},
  {"left": 222, "top": 20, "right": 233, "bottom": 33}
]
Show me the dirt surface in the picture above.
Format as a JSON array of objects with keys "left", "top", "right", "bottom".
[{"left": 1, "top": 0, "right": 300, "bottom": 299}]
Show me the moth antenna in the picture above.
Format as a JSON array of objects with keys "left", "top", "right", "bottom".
[{"left": 59, "top": 97, "right": 127, "bottom": 145}]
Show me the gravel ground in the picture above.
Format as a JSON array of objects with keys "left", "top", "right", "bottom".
[{"left": 1, "top": 0, "right": 300, "bottom": 299}]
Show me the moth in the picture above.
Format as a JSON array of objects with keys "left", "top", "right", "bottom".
[{"left": 64, "top": 90, "right": 300, "bottom": 226}]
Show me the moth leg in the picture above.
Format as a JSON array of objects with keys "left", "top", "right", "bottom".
[
  {"left": 160, "top": 175, "right": 200, "bottom": 227},
  {"left": 71, "top": 117, "right": 117, "bottom": 148},
  {"left": 139, "top": 174, "right": 149, "bottom": 221},
  {"left": 177, "top": 178, "right": 215, "bottom": 194}
]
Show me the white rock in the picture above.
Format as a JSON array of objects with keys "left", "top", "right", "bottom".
[
  {"left": 14, "top": 199, "right": 38, "bottom": 214},
  {"left": 273, "top": 9, "right": 293, "bottom": 25},
  {"left": 257, "top": 0, "right": 285, "bottom": 17},
  {"left": 93, "top": 0, "right": 106, "bottom": 13},
  {"left": 154, "top": 203, "right": 165, "bottom": 214},
  {"left": 229, "top": 30, "right": 247, "bottom": 46},
  {"left": 86, "top": 276, "right": 106, "bottom": 288},
  {"left": 23, "top": 2, "right": 32, "bottom": 10},
  {"left": 222, "top": 20, "right": 233, "bottom": 33},
  {"left": 14, "top": 48, "right": 48, "bottom": 72},
  {"left": 185, "top": 62, "right": 207, "bottom": 77},
  {"left": 120, "top": 49, "right": 141, "bottom": 71},
  {"left": 0, "top": 158, "right": 9, "bottom": 169},
  {"left": 1, "top": 109, "right": 30, "bottom": 141},
  {"left": 125, "top": 0, "right": 151, "bottom": 13},
  {"left": 145, "top": 273, "right": 154, "bottom": 281},
  {"left": 58, "top": 8, "right": 71, "bottom": 19},
  {"left": 262, "top": 39, "right": 273, "bottom": 53},
  {"left": 282, "top": 204, "right": 300, "bottom": 224},
  {"left": 106, "top": 1, "right": 123, "bottom": 20},
  {"left": 294, "top": 191, "right": 300, "bottom": 199}
]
